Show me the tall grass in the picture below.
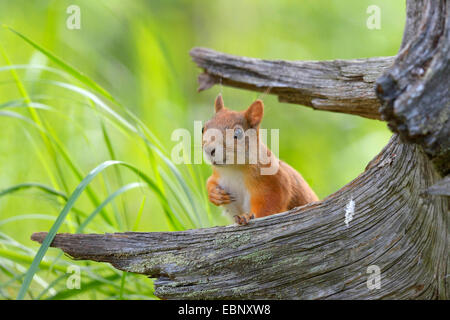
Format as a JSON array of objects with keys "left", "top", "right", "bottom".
[
  {"left": 0, "top": 28, "right": 221, "bottom": 300},
  {"left": 0, "top": 0, "right": 403, "bottom": 300}
]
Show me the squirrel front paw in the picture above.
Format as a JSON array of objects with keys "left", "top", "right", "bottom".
[
  {"left": 208, "top": 185, "right": 235, "bottom": 206},
  {"left": 233, "top": 213, "right": 255, "bottom": 225}
]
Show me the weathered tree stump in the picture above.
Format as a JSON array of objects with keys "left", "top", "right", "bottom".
[{"left": 32, "top": 0, "right": 449, "bottom": 299}]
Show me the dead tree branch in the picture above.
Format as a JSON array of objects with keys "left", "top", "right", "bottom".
[
  {"left": 376, "top": 0, "right": 450, "bottom": 175},
  {"left": 190, "top": 48, "right": 394, "bottom": 120},
  {"left": 31, "top": 0, "right": 449, "bottom": 299},
  {"left": 31, "top": 136, "right": 448, "bottom": 299}
]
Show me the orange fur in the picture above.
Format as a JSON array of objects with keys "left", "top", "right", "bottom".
[{"left": 204, "top": 95, "right": 318, "bottom": 225}]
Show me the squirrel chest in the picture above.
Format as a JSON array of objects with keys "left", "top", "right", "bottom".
[{"left": 217, "top": 168, "right": 251, "bottom": 218}]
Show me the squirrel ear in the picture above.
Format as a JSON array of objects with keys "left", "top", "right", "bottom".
[
  {"left": 245, "top": 100, "right": 264, "bottom": 127},
  {"left": 214, "top": 94, "right": 224, "bottom": 113}
]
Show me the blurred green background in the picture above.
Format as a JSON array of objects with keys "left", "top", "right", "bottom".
[{"left": 0, "top": 0, "right": 404, "bottom": 299}]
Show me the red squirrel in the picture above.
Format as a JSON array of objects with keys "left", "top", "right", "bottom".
[{"left": 203, "top": 94, "right": 318, "bottom": 225}]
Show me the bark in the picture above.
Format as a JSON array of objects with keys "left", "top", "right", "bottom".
[
  {"left": 32, "top": 136, "right": 448, "bottom": 299},
  {"left": 190, "top": 47, "right": 394, "bottom": 120},
  {"left": 376, "top": 0, "right": 450, "bottom": 175},
  {"left": 427, "top": 176, "right": 450, "bottom": 196},
  {"left": 31, "top": 0, "right": 449, "bottom": 299}
]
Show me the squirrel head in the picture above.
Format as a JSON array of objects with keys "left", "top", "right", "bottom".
[{"left": 202, "top": 94, "right": 264, "bottom": 166}]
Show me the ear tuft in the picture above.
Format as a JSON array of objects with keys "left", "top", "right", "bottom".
[
  {"left": 245, "top": 100, "right": 264, "bottom": 127},
  {"left": 214, "top": 94, "right": 224, "bottom": 113}
]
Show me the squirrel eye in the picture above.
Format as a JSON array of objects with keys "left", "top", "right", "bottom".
[
  {"left": 202, "top": 126, "right": 205, "bottom": 134},
  {"left": 234, "top": 127, "right": 244, "bottom": 139}
]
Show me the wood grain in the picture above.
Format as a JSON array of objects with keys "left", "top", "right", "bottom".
[
  {"left": 190, "top": 47, "right": 394, "bottom": 120},
  {"left": 32, "top": 136, "right": 448, "bottom": 299},
  {"left": 376, "top": 0, "right": 449, "bottom": 175},
  {"left": 31, "top": 0, "right": 449, "bottom": 299}
]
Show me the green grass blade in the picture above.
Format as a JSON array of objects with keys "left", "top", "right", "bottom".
[
  {"left": 0, "top": 214, "right": 75, "bottom": 228},
  {"left": 0, "top": 182, "right": 67, "bottom": 200},
  {"left": 35, "top": 273, "right": 67, "bottom": 300},
  {"left": 0, "top": 248, "right": 67, "bottom": 273},
  {"left": 76, "top": 182, "right": 145, "bottom": 233},
  {"left": 16, "top": 160, "right": 121, "bottom": 300},
  {"left": 119, "top": 272, "right": 127, "bottom": 300},
  {"left": 100, "top": 119, "right": 129, "bottom": 230},
  {"left": 47, "top": 274, "right": 121, "bottom": 300},
  {"left": 4, "top": 26, "right": 116, "bottom": 103},
  {"left": 16, "top": 159, "right": 180, "bottom": 299},
  {"left": 1, "top": 47, "right": 112, "bottom": 227},
  {"left": 132, "top": 196, "right": 146, "bottom": 231}
]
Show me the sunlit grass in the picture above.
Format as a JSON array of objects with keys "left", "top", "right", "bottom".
[
  {"left": 0, "top": 0, "right": 402, "bottom": 300},
  {"left": 0, "top": 28, "right": 221, "bottom": 300}
]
